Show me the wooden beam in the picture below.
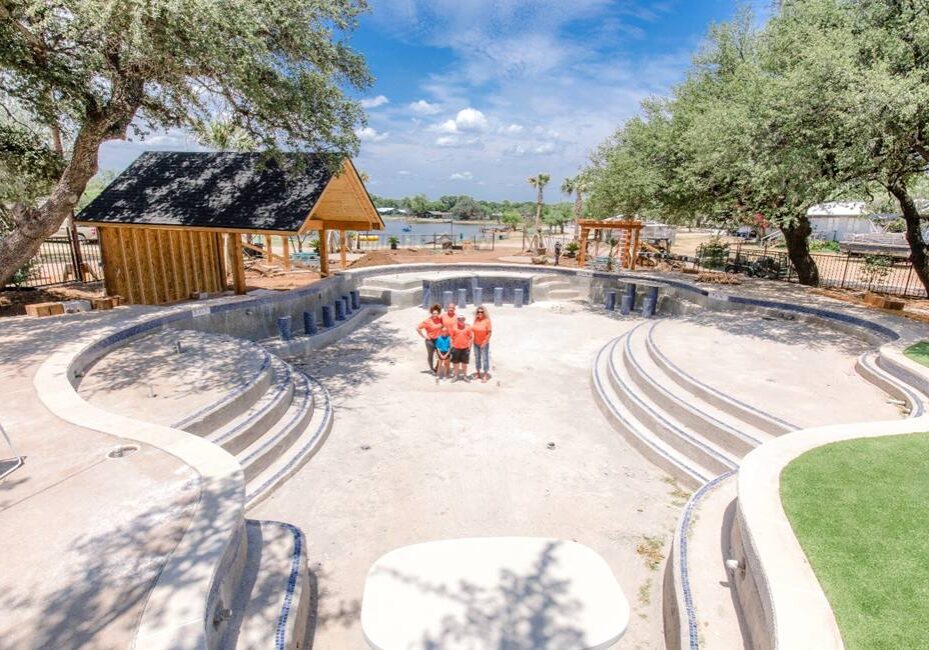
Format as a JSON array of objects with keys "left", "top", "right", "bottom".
[
  {"left": 630, "top": 226, "right": 640, "bottom": 271},
  {"left": 282, "top": 236, "right": 291, "bottom": 271},
  {"left": 319, "top": 228, "right": 329, "bottom": 277},
  {"left": 339, "top": 229, "right": 347, "bottom": 270},
  {"left": 231, "top": 234, "right": 247, "bottom": 295},
  {"left": 301, "top": 218, "right": 382, "bottom": 232},
  {"left": 264, "top": 235, "right": 272, "bottom": 264},
  {"left": 73, "top": 221, "right": 301, "bottom": 237}
]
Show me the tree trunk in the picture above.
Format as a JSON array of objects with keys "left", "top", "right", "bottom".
[
  {"left": 888, "top": 181, "right": 929, "bottom": 297},
  {"left": 781, "top": 216, "right": 819, "bottom": 286},
  {"left": 574, "top": 193, "right": 583, "bottom": 222}
]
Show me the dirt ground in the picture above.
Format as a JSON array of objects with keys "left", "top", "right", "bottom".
[{"left": 0, "top": 282, "right": 105, "bottom": 317}]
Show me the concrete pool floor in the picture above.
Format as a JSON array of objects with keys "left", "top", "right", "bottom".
[{"left": 251, "top": 303, "right": 685, "bottom": 649}]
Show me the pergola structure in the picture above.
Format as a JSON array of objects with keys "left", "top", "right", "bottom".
[
  {"left": 77, "top": 151, "right": 382, "bottom": 305},
  {"left": 576, "top": 218, "right": 644, "bottom": 270}
]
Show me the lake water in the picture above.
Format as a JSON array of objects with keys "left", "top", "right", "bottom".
[{"left": 379, "top": 218, "right": 489, "bottom": 239}]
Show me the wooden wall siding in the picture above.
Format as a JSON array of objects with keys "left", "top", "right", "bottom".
[
  {"left": 99, "top": 227, "right": 226, "bottom": 305},
  {"left": 308, "top": 160, "right": 380, "bottom": 228}
]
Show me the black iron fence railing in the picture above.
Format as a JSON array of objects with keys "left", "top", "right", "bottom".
[
  {"left": 4, "top": 234, "right": 102, "bottom": 289},
  {"left": 695, "top": 243, "right": 927, "bottom": 298}
]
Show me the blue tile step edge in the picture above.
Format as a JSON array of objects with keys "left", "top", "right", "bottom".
[
  {"left": 606, "top": 329, "right": 739, "bottom": 476},
  {"left": 207, "top": 356, "right": 296, "bottom": 455},
  {"left": 261, "top": 305, "right": 388, "bottom": 358},
  {"left": 239, "top": 370, "right": 316, "bottom": 482},
  {"left": 644, "top": 322, "right": 798, "bottom": 436},
  {"left": 622, "top": 322, "right": 768, "bottom": 457},
  {"left": 172, "top": 344, "right": 275, "bottom": 437},
  {"left": 245, "top": 375, "right": 334, "bottom": 510},
  {"left": 663, "top": 470, "right": 738, "bottom": 650},
  {"left": 219, "top": 520, "right": 311, "bottom": 650},
  {"left": 591, "top": 335, "right": 711, "bottom": 489}
]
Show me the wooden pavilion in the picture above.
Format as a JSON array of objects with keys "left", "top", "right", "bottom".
[
  {"left": 76, "top": 151, "right": 383, "bottom": 305},
  {"left": 576, "top": 218, "right": 644, "bottom": 270}
]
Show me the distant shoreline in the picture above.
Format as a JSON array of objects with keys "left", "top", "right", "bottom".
[{"left": 382, "top": 215, "right": 502, "bottom": 227}]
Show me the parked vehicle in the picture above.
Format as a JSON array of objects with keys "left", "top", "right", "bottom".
[
  {"left": 725, "top": 254, "right": 785, "bottom": 279},
  {"left": 52, "top": 223, "right": 98, "bottom": 242}
]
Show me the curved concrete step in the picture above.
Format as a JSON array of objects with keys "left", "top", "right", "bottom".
[
  {"left": 856, "top": 352, "right": 923, "bottom": 418},
  {"left": 546, "top": 289, "right": 583, "bottom": 300},
  {"left": 591, "top": 336, "right": 712, "bottom": 489},
  {"left": 208, "top": 356, "right": 295, "bottom": 455},
  {"left": 220, "top": 520, "right": 311, "bottom": 650},
  {"left": 665, "top": 472, "right": 747, "bottom": 650},
  {"left": 171, "top": 337, "right": 275, "bottom": 436},
  {"left": 623, "top": 323, "right": 771, "bottom": 457},
  {"left": 238, "top": 371, "right": 315, "bottom": 482},
  {"left": 245, "top": 376, "right": 334, "bottom": 509},
  {"left": 645, "top": 322, "right": 796, "bottom": 436},
  {"left": 607, "top": 333, "right": 739, "bottom": 476}
]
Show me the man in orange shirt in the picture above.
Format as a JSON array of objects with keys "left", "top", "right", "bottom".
[
  {"left": 441, "top": 302, "right": 458, "bottom": 330},
  {"left": 449, "top": 314, "right": 473, "bottom": 381},
  {"left": 416, "top": 303, "right": 444, "bottom": 373},
  {"left": 471, "top": 305, "right": 492, "bottom": 382}
]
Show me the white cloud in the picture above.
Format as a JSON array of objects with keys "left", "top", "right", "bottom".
[
  {"left": 429, "top": 107, "right": 489, "bottom": 135},
  {"left": 409, "top": 99, "right": 443, "bottom": 115},
  {"left": 397, "top": 170, "right": 412, "bottom": 176},
  {"left": 500, "top": 123, "right": 524, "bottom": 135},
  {"left": 356, "top": 126, "right": 390, "bottom": 142},
  {"left": 434, "top": 134, "right": 482, "bottom": 148},
  {"left": 450, "top": 171, "right": 474, "bottom": 180},
  {"left": 361, "top": 95, "right": 390, "bottom": 108},
  {"left": 454, "top": 108, "right": 488, "bottom": 131}
]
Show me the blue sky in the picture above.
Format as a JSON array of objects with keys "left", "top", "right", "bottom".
[{"left": 99, "top": 0, "right": 770, "bottom": 201}]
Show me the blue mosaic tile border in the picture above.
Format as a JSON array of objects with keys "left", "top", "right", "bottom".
[{"left": 678, "top": 470, "right": 737, "bottom": 650}]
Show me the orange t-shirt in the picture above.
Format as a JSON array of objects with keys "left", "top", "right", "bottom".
[
  {"left": 450, "top": 323, "right": 473, "bottom": 349},
  {"left": 442, "top": 312, "right": 458, "bottom": 330},
  {"left": 472, "top": 318, "right": 492, "bottom": 345},
  {"left": 418, "top": 316, "right": 444, "bottom": 340}
]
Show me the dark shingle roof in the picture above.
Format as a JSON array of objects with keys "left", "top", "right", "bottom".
[{"left": 77, "top": 151, "right": 341, "bottom": 232}]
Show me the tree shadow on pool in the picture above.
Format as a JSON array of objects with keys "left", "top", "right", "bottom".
[
  {"left": 288, "top": 319, "right": 401, "bottom": 401},
  {"left": 368, "top": 541, "right": 592, "bottom": 649}
]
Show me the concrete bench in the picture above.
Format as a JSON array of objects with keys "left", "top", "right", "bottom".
[{"left": 361, "top": 537, "right": 629, "bottom": 649}]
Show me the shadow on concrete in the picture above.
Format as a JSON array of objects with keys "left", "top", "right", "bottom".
[
  {"left": 290, "top": 319, "right": 400, "bottom": 402},
  {"left": 306, "top": 562, "right": 361, "bottom": 647},
  {"left": 370, "top": 541, "right": 589, "bottom": 649},
  {"left": 0, "top": 460, "right": 201, "bottom": 649}
]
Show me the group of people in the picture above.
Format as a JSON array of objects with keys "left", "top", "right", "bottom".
[{"left": 416, "top": 302, "right": 492, "bottom": 382}]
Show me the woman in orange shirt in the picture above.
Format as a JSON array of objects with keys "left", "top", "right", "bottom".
[
  {"left": 449, "top": 314, "right": 474, "bottom": 381},
  {"left": 416, "top": 303, "right": 444, "bottom": 373},
  {"left": 471, "top": 305, "right": 492, "bottom": 382}
]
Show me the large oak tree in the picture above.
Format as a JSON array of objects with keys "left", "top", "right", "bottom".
[{"left": 0, "top": 0, "right": 371, "bottom": 285}]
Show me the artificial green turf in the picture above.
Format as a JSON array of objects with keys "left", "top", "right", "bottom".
[
  {"left": 903, "top": 341, "right": 929, "bottom": 368},
  {"left": 780, "top": 433, "right": 929, "bottom": 649}
]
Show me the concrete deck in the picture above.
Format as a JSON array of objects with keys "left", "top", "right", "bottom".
[
  {"left": 251, "top": 303, "right": 686, "bottom": 649},
  {"left": 0, "top": 309, "right": 200, "bottom": 650}
]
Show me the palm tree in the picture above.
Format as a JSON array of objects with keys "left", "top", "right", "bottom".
[
  {"left": 561, "top": 175, "right": 587, "bottom": 224},
  {"left": 527, "top": 173, "right": 550, "bottom": 250}
]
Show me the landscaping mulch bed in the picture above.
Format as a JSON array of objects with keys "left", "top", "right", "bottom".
[{"left": 1, "top": 283, "right": 104, "bottom": 318}]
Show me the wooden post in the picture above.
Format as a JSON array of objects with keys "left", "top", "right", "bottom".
[
  {"left": 630, "top": 226, "right": 640, "bottom": 270},
  {"left": 264, "top": 235, "right": 273, "bottom": 263},
  {"left": 282, "top": 236, "right": 291, "bottom": 271},
  {"left": 339, "top": 229, "right": 347, "bottom": 270},
  {"left": 225, "top": 234, "right": 236, "bottom": 289},
  {"left": 319, "top": 228, "right": 329, "bottom": 277},
  {"left": 231, "top": 233, "right": 247, "bottom": 295},
  {"left": 577, "top": 227, "right": 589, "bottom": 267}
]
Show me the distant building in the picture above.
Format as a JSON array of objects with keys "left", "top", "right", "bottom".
[{"left": 806, "top": 202, "right": 877, "bottom": 241}]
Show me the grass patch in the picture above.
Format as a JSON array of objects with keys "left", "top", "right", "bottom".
[
  {"left": 903, "top": 341, "right": 929, "bottom": 368},
  {"left": 781, "top": 433, "right": 929, "bottom": 649},
  {"left": 636, "top": 536, "right": 665, "bottom": 570}
]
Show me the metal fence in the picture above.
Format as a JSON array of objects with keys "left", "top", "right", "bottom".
[
  {"left": 5, "top": 234, "right": 102, "bottom": 289},
  {"left": 695, "top": 244, "right": 928, "bottom": 298}
]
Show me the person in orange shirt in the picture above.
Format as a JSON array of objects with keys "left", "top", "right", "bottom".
[
  {"left": 471, "top": 305, "right": 492, "bottom": 382},
  {"left": 449, "top": 314, "right": 474, "bottom": 381},
  {"left": 441, "top": 302, "right": 458, "bottom": 330},
  {"left": 416, "top": 303, "right": 444, "bottom": 373}
]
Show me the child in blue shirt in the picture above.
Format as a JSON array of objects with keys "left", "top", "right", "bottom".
[{"left": 435, "top": 327, "right": 452, "bottom": 379}]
